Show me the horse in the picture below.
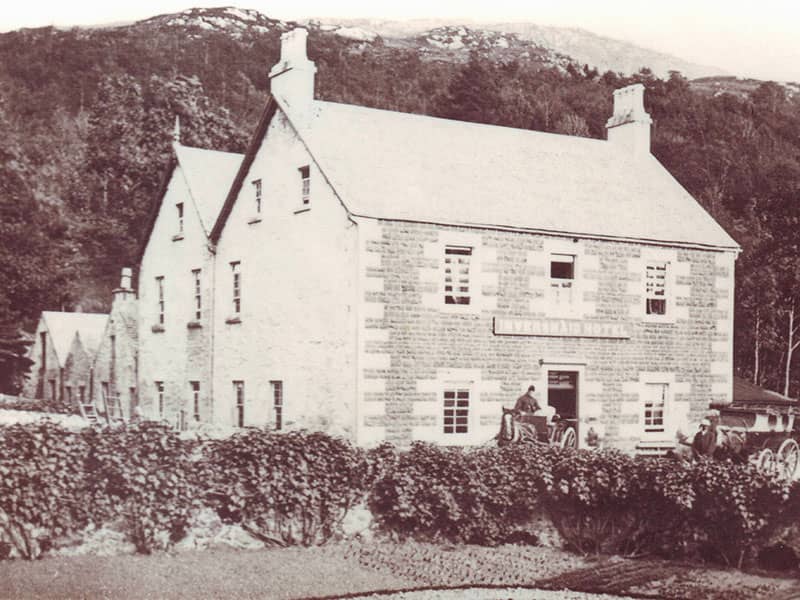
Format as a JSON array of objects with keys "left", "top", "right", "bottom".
[{"left": 497, "top": 407, "right": 541, "bottom": 446}]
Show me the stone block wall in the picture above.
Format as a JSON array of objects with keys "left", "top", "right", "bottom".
[{"left": 355, "top": 219, "right": 735, "bottom": 451}]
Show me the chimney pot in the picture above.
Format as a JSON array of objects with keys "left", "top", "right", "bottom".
[{"left": 120, "top": 267, "right": 132, "bottom": 291}]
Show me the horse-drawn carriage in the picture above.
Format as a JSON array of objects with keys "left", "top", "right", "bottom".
[
  {"left": 497, "top": 406, "right": 577, "bottom": 448},
  {"left": 715, "top": 404, "right": 800, "bottom": 480}
]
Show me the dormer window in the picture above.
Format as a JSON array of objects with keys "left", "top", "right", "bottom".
[
  {"left": 299, "top": 165, "right": 310, "bottom": 206},
  {"left": 252, "top": 179, "right": 262, "bottom": 214}
]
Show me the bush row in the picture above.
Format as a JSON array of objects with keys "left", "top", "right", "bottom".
[
  {"left": 0, "top": 421, "right": 797, "bottom": 568},
  {"left": 370, "top": 442, "right": 800, "bottom": 567}
]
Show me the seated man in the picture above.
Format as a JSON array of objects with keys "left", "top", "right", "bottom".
[
  {"left": 514, "top": 385, "right": 541, "bottom": 414},
  {"left": 692, "top": 418, "right": 717, "bottom": 458}
]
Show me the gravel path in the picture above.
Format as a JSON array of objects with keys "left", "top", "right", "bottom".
[{"left": 343, "top": 589, "right": 636, "bottom": 600}]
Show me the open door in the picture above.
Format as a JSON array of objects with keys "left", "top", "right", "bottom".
[{"left": 547, "top": 369, "right": 579, "bottom": 444}]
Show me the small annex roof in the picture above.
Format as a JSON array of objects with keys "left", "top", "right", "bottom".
[
  {"left": 732, "top": 376, "right": 795, "bottom": 407},
  {"left": 42, "top": 311, "right": 108, "bottom": 367},
  {"left": 173, "top": 143, "right": 244, "bottom": 234},
  {"left": 292, "top": 100, "right": 738, "bottom": 250}
]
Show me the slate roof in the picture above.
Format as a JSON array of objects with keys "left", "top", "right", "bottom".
[
  {"left": 42, "top": 311, "right": 108, "bottom": 367},
  {"left": 296, "top": 99, "right": 738, "bottom": 250},
  {"left": 732, "top": 376, "right": 795, "bottom": 406},
  {"left": 173, "top": 143, "right": 244, "bottom": 234}
]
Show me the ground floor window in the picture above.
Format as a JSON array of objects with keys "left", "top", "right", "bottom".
[
  {"left": 191, "top": 381, "right": 200, "bottom": 421},
  {"left": 155, "top": 381, "right": 164, "bottom": 419},
  {"left": 270, "top": 380, "right": 283, "bottom": 431},
  {"left": 643, "top": 383, "right": 668, "bottom": 433},
  {"left": 49, "top": 379, "right": 57, "bottom": 401},
  {"left": 234, "top": 381, "right": 245, "bottom": 427},
  {"left": 443, "top": 388, "right": 470, "bottom": 434},
  {"left": 66, "top": 386, "right": 72, "bottom": 403}
]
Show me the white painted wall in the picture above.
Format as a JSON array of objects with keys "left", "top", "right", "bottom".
[
  {"left": 212, "top": 109, "right": 358, "bottom": 436},
  {"left": 137, "top": 162, "right": 215, "bottom": 425}
]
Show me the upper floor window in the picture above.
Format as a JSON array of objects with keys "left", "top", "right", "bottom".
[
  {"left": 443, "top": 388, "right": 470, "bottom": 435},
  {"left": 176, "top": 202, "right": 184, "bottom": 233},
  {"left": 252, "top": 179, "right": 262, "bottom": 214},
  {"left": 299, "top": 165, "right": 310, "bottom": 206},
  {"left": 155, "top": 276, "right": 165, "bottom": 325},
  {"left": 444, "top": 246, "right": 472, "bottom": 305},
  {"left": 645, "top": 261, "right": 668, "bottom": 316},
  {"left": 192, "top": 269, "right": 202, "bottom": 321},
  {"left": 231, "top": 262, "right": 241, "bottom": 315},
  {"left": 550, "top": 253, "right": 575, "bottom": 305},
  {"left": 40, "top": 331, "right": 47, "bottom": 372},
  {"left": 643, "top": 382, "right": 668, "bottom": 434},
  {"left": 234, "top": 381, "right": 245, "bottom": 427},
  {"left": 271, "top": 380, "right": 283, "bottom": 431}
]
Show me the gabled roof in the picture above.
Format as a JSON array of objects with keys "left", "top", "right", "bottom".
[
  {"left": 138, "top": 143, "right": 243, "bottom": 265},
  {"left": 301, "top": 100, "right": 738, "bottom": 250},
  {"left": 173, "top": 144, "right": 243, "bottom": 234},
  {"left": 42, "top": 311, "right": 108, "bottom": 367},
  {"left": 212, "top": 95, "right": 738, "bottom": 250}
]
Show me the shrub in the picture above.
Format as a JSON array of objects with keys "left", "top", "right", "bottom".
[
  {"left": 200, "top": 429, "right": 370, "bottom": 545},
  {"left": 690, "top": 458, "right": 795, "bottom": 567},
  {"left": 0, "top": 421, "right": 90, "bottom": 558},
  {"left": 370, "top": 442, "right": 552, "bottom": 545},
  {"left": 81, "top": 422, "right": 197, "bottom": 554},
  {"left": 547, "top": 448, "right": 645, "bottom": 554}
]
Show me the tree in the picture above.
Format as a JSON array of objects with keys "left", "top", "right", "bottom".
[
  {"left": 0, "top": 326, "right": 33, "bottom": 394},
  {"left": 436, "top": 52, "right": 502, "bottom": 125}
]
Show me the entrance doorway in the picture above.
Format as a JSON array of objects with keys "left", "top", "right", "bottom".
[{"left": 547, "top": 369, "right": 579, "bottom": 442}]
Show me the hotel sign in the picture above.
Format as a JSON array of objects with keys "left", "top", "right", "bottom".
[{"left": 493, "top": 317, "right": 632, "bottom": 339}]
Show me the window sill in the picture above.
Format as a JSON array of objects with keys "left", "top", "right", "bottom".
[
  {"left": 248, "top": 216, "right": 262, "bottom": 225},
  {"left": 151, "top": 324, "right": 165, "bottom": 333},
  {"left": 187, "top": 320, "right": 202, "bottom": 330},
  {"left": 643, "top": 314, "right": 676, "bottom": 325},
  {"left": 172, "top": 233, "right": 184, "bottom": 242},
  {"left": 225, "top": 316, "right": 242, "bottom": 325},
  {"left": 294, "top": 206, "right": 311, "bottom": 215}
]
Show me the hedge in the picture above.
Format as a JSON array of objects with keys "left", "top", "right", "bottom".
[
  {"left": 370, "top": 442, "right": 800, "bottom": 565},
  {"left": 0, "top": 421, "right": 798, "bottom": 568}
]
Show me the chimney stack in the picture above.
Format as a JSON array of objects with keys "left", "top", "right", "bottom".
[
  {"left": 269, "top": 28, "right": 317, "bottom": 128},
  {"left": 606, "top": 84, "right": 652, "bottom": 155},
  {"left": 112, "top": 267, "right": 135, "bottom": 304}
]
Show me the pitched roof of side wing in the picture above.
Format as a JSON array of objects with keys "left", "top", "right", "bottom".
[
  {"left": 173, "top": 144, "right": 244, "bottom": 234},
  {"left": 137, "top": 143, "right": 243, "bottom": 264},
  {"left": 212, "top": 96, "right": 738, "bottom": 251},
  {"left": 41, "top": 311, "right": 109, "bottom": 367}
]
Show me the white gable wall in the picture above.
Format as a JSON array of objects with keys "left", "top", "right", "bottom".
[
  {"left": 138, "top": 164, "right": 215, "bottom": 425},
  {"left": 212, "top": 109, "right": 358, "bottom": 436}
]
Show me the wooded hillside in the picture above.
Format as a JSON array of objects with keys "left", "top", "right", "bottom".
[{"left": 1, "top": 13, "right": 799, "bottom": 394}]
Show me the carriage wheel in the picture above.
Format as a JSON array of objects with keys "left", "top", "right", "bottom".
[
  {"left": 559, "top": 427, "right": 577, "bottom": 449},
  {"left": 777, "top": 439, "right": 800, "bottom": 480},
  {"left": 755, "top": 448, "right": 777, "bottom": 476}
]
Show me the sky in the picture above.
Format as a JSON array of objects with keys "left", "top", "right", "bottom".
[{"left": 2, "top": 0, "right": 799, "bottom": 82}]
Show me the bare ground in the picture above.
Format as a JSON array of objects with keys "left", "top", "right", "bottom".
[{"left": 0, "top": 541, "right": 797, "bottom": 600}]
